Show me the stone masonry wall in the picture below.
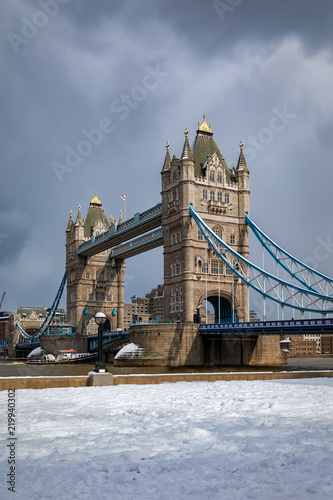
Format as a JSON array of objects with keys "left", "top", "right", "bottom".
[{"left": 129, "top": 323, "right": 203, "bottom": 367}]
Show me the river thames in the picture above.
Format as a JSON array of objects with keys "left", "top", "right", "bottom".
[{"left": 1, "top": 357, "right": 333, "bottom": 378}]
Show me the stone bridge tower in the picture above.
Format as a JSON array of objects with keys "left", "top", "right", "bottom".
[
  {"left": 161, "top": 115, "right": 250, "bottom": 323},
  {"left": 66, "top": 193, "right": 125, "bottom": 334}
]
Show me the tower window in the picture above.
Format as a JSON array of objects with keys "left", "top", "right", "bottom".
[
  {"left": 230, "top": 235, "right": 235, "bottom": 245},
  {"left": 217, "top": 173, "right": 222, "bottom": 183},
  {"left": 217, "top": 192, "right": 222, "bottom": 202},
  {"left": 211, "top": 259, "right": 219, "bottom": 274},
  {"left": 215, "top": 228, "right": 223, "bottom": 239},
  {"left": 225, "top": 193, "right": 230, "bottom": 203},
  {"left": 210, "top": 191, "right": 215, "bottom": 201},
  {"left": 198, "top": 230, "right": 203, "bottom": 241},
  {"left": 202, "top": 189, "right": 207, "bottom": 200},
  {"left": 209, "top": 172, "right": 215, "bottom": 182},
  {"left": 85, "top": 273, "right": 90, "bottom": 279},
  {"left": 96, "top": 292, "right": 105, "bottom": 302}
]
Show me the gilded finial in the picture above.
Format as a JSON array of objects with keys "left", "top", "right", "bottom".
[
  {"left": 185, "top": 127, "right": 189, "bottom": 136},
  {"left": 166, "top": 140, "right": 170, "bottom": 150},
  {"left": 198, "top": 114, "right": 212, "bottom": 133},
  {"left": 90, "top": 192, "right": 102, "bottom": 205},
  {"left": 69, "top": 209, "right": 73, "bottom": 218},
  {"left": 240, "top": 140, "right": 244, "bottom": 150}
]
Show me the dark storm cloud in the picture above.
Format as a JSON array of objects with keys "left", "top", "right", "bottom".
[{"left": 1, "top": 0, "right": 333, "bottom": 314}]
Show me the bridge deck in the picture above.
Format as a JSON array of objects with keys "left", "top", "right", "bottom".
[
  {"left": 109, "top": 228, "right": 163, "bottom": 259},
  {"left": 77, "top": 204, "right": 162, "bottom": 257},
  {"left": 199, "top": 318, "right": 333, "bottom": 336}
]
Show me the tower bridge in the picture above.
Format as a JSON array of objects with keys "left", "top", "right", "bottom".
[{"left": 13, "top": 115, "right": 333, "bottom": 366}]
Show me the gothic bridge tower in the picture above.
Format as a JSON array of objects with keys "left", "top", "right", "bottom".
[
  {"left": 161, "top": 115, "right": 250, "bottom": 323},
  {"left": 66, "top": 193, "right": 125, "bottom": 334}
]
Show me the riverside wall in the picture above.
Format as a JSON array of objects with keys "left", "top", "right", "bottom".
[{"left": 1, "top": 370, "right": 333, "bottom": 391}]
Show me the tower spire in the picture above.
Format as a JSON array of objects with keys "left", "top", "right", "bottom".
[
  {"left": 162, "top": 140, "right": 171, "bottom": 171},
  {"left": 66, "top": 209, "right": 73, "bottom": 230},
  {"left": 75, "top": 204, "right": 83, "bottom": 226},
  {"left": 181, "top": 127, "right": 193, "bottom": 160},
  {"left": 236, "top": 140, "right": 248, "bottom": 171}
]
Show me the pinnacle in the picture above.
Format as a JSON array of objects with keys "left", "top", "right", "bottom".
[
  {"left": 162, "top": 140, "right": 172, "bottom": 171},
  {"left": 236, "top": 140, "right": 248, "bottom": 171},
  {"left": 181, "top": 127, "right": 193, "bottom": 160}
]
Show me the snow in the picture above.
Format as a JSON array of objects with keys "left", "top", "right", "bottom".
[
  {"left": 27, "top": 347, "right": 46, "bottom": 358},
  {"left": 1, "top": 378, "right": 333, "bottom": 499},
  {"left": 114, "top": 342, "right": 141, "bottom": 358}
]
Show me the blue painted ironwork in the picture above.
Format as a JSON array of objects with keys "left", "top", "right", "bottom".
[
  {"left": 16, "top": 272, "right": 67, "bottom": 342},
  {"left": 199, "top": 317, "right": 333, "bottom": 335},
  {"left": 190, "top": 204, "right": 333, "bottom": 315},
  {"left": 16, "top": 340, "right": 40, "bottom": 349},
  {"left": 77, "top": 203, "right": 162, "bottom": 256},
  {"left": 246, "top": 213, "right": 333, "bottom": 295},
  {"left": 88, "top": 331, "right": 129, "bottom": 351}
]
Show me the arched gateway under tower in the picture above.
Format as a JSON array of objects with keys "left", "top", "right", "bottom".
[{"left": 65, "top": 116, "right": 250, "bottom": 335}]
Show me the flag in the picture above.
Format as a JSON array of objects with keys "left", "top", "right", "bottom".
[
  {"left": 131, "top": 295, "right": 136, "bottom": 301},
  {"left": 120, "top": 194, "right": 126, "bottom": 201}
]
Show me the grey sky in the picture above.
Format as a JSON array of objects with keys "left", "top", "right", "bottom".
[{"left": 1, "top": 0, "right": 333, "bottom": 316}]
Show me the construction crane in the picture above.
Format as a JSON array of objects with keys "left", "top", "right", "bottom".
[{"left": 0, "top": 292, "right": 5, "bottom": 309}]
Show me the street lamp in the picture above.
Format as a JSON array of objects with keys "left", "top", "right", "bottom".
[{"left": 93, "top": 312, "right": 108, "bottom": 373}]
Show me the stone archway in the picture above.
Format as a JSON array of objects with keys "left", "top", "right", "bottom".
[
  {"left": 86, "top": 315, "right": 112, "bottom": 335},
  {"left": 199, "top": 292, "right": 237, "bottom": 323}
]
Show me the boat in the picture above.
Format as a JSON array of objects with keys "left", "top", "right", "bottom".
[
  {"left": 57, "top": 350, "right": 97, "bottom": 363},
  {"left": 26, "top": 349, "right": 97, "bottom": 364}
]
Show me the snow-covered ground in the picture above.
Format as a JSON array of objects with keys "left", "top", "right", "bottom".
[{"left": 1, "top": 378, "right": 333, "bottom": 499}]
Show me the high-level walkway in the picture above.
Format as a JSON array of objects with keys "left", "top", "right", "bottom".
[{"left": 77, "top": 203, "right": 162, "bottom": 257}]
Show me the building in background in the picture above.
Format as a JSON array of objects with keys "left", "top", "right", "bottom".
[{"left": 321, "top": 335, "right": 333, "bottom": 355}]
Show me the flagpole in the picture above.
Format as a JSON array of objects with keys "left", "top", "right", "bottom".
[{"left": 121, "top": 194, "right": 126, "bottom": 221}]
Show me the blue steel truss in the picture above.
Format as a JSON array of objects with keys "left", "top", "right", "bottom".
[
  {"left": 16, "top": 272, "right": 67, "bottom": 342},
  {"left": 246, "top": 213, "right": 333, "bottom": 296},
  {"left": 190, "top": 205, "right": 333, "bottom": 315}
]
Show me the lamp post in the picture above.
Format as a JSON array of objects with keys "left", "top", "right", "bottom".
[{"left": 93, "top": 312, "right": 108, "bottom": 373}]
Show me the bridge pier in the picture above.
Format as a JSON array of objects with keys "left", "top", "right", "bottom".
[
  {"left": 248, "top": 334, "right": 287, "bottom": 366},
  {"left": 129, "top": 324, "right": 203, "bottom": 367},
  {"left": 203, "top": 334, "right": 286, "bottom": 366},
  {"left": 127, "top": 326, "right": 286, "bottom": 367}
]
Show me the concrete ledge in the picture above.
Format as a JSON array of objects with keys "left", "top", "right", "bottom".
[
  {"left": 0, "top": 376, "right": 88, "bottom": 391},
  {"left": 87, "top": 373, "right": 114, "bottom": 386},
  {"left": 1, "top": 370, "right": 333, "bottom": 390},
  {"left": 112, "top": 370, "right": 333, "bottom": 385}
]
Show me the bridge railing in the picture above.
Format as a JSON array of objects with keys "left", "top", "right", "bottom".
[{"left": 199, "top": 317, "right": 333, "bottom": 333}]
